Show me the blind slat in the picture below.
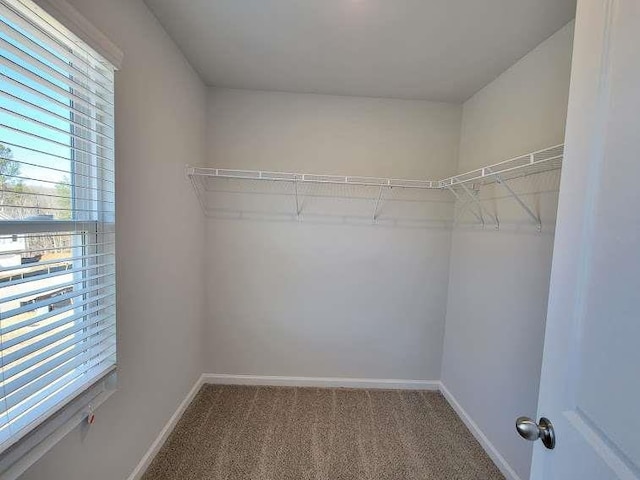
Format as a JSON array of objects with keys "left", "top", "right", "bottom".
[
  {"left": 2, "top": 341, "right": 116, "bottom": 414},
  {"left": 2, "top": 326, "right": 115, "bottom": 396},
  {"left": 0, "top": 156, "right": 115, "bottom": 186},
  {"left": 1, "top": 269, "right": 115, "bottom": 304},
  {"left": 2, "top": 308, "right": 115, "bottom": 369},
  {"left": 0, "top": 259, "right": 114, "bottom": 291},
  {"left": 0, "top": 170, "right": 114, "bottom": 193},
  {"left": 0, "top": 35, "right": 114, "bottom": 107},
  {"left": 0, "top": 71, "right": 113, "bottom": 131},
  {"left": 0, "top": 89, "right": 113, "bottom": 141},
  {"left": 1, "top": 277, "right": 115, "bottom": 324},
  {"left": 0, "top": 55, "right": 114, "bottom": 120},
  {"left": 0, "top": 188, "right": 115, "bottom": 209},
  {"left": 0, "top": 240, "right": 115, "bottom": 260},
  {"left": 1, "top": 105, "right": 114, "bottom": 151},
  {"left": 1, "top": 291, "right": 114, "bottom": 337},
  {"left": 0, "top": 202, "right": 114, "bottom": 216},
  {"left": 3, "top": 353, "right": 116, "bottom": 441},
  {"left": 0, "top": 250, "right": 112, "bottom": 274},
  {"left": 0, "top": 122, "right": 114, "bottom": 164},
  {"left": 1, "top": 304, "right": 116, "bottom": 360},
  {"left": 2, "top": 333, "right": 115, "bottom": 401},
  {"left": 1, "top": 301, "right": 116, "bottom": 357},
  {"left": 0, "top": 18, "right": 114, "bottom": 96}
]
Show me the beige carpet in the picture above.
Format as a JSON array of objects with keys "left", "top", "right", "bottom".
[{"left": 142, "top": 385, "right": 504, "bottom": 480}]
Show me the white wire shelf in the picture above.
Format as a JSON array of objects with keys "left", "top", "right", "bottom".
[
  {"left": 442, "top": 144, "right": 564, "bottom": 231},
  {"left": 185, "top": 167, "right": 441, "bottom": 190},
  {"left": 440, "top": 144, "right": 564, "bottom": 188},
  {"left": 187, "top": 143, "right": 564, "bottom": 229},
  {"left": 186, "top": 166, "right": 450, "bottom": 226}
]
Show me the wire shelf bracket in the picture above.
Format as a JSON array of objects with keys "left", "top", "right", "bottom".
[
  {"left": 372, "top": 186, "right": 385, "bottom": 223},
  {"left": 294, "top": 178, "right": 302, "bottom": 219},
  {"left": 459, "top": 182, "right": 499, "bottom": 230},
  {"left": 493, "top": 170, "right": 542, "bottom": 231},
  {"left": 446, "top": 185, "right": 483, "bottom": 226}
]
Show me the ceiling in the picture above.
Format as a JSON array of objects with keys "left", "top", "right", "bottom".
[{"left": 143, "top": 0, "right": 576, "bottom": 103}]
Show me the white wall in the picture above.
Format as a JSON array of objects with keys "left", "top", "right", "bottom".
[
  {"left": 21, "top": 0, "right": 207, "bottom": 479},
  {"left": 441, "top": 22, "right": 574, "bottom": 480},
  {"left": 204, "top": 90, "right": 461, "bottom": 381},
  {"left": 207, "top": 89, "right": 460, "bottom": 179}
]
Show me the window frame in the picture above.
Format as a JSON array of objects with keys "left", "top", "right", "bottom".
[{"left": 0, "top": 0, "right": 119, "bottom": 473}]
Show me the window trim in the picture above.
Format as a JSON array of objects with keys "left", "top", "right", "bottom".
[{"left": 29, "top": 0, "right": 122, "bottom": 69}]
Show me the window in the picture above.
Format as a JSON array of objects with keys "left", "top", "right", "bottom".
[{"left": 0, "top": 0, "right": 115, "bottom": 454}]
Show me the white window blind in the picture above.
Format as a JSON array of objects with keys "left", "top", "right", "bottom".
[{"left": 0, "top": 0, "right": 115, "bottom": 455}]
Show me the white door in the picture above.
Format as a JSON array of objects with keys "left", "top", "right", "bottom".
[{"left": 526, "top": 0, "right": 640, "bottom": 478}]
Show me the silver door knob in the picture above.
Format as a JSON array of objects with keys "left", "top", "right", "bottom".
[{"left": 516, "top": 416, "right": 555, "bottom": 449}]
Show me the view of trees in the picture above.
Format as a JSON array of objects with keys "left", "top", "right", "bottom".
[
  {"left": 0, "top": 143, "right": 72, "bottom": 220},
  {"left": 0, "top": 143, "right": 73, "bottom": 255},
  {"left": 0, "top": 143, "right": 22, "bottom": 213},
  {"left": 0, "top": 143, "right": 19, "bottom": 177}
]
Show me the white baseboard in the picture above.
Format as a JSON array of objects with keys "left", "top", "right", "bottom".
[
  {"left": 202, "top": 373, "right": 440, "bottom": 390},
  {"left": 439, "top": 383, "right": 523, "bottom": 480},
  {"left": 126, "top": 374, "right": 205, "bottom": 480}
]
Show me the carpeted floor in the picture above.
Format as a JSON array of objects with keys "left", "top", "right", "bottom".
[{"left": 142, "top": 385, "right": 504, "bottom": 480}]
